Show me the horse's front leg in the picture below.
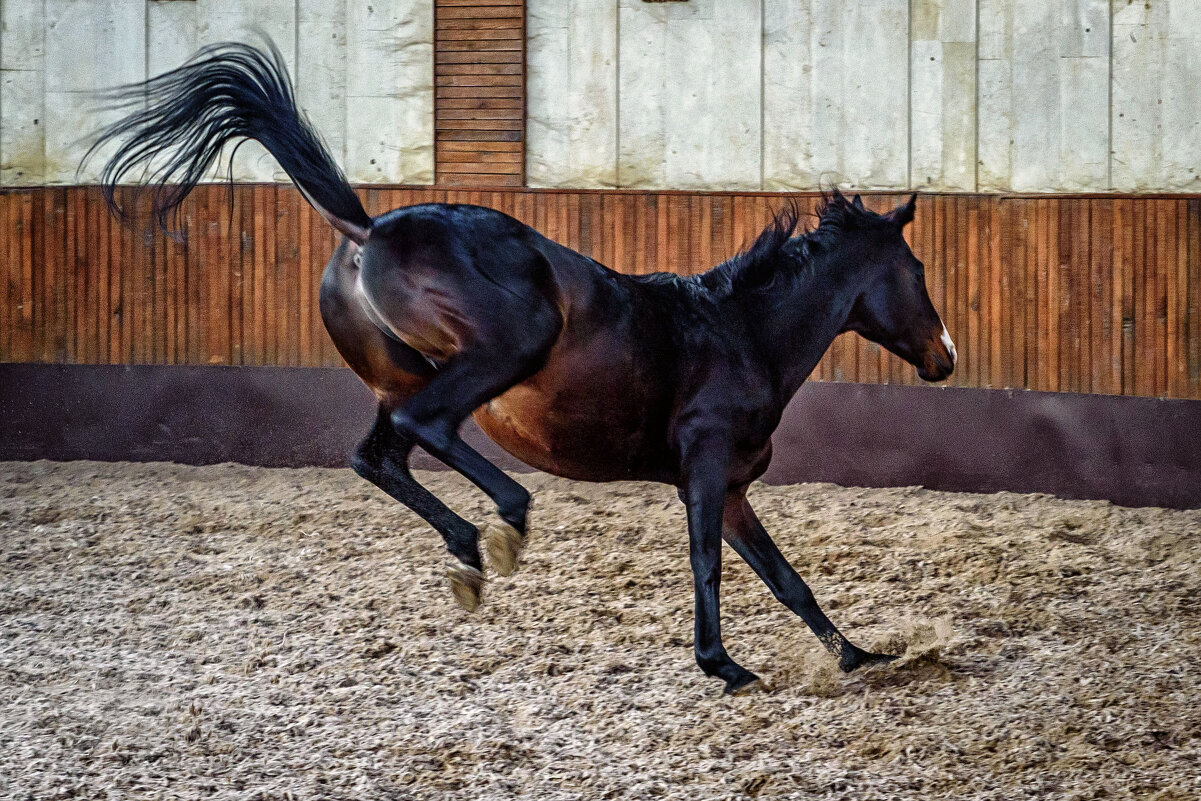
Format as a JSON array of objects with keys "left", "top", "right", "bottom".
[
  {"left": 678, "top": 428, "right": 762, "bottom": 695},
  {"left": 722, "top": 487, "right": 897, "bottom": 672}
]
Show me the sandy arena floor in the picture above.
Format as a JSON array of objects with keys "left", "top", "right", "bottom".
[{"left": 0, "top": 460, "right": 1198, "bottom": 800}]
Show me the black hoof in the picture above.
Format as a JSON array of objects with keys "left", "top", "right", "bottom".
[
  {"left": 839, "top": 647, "right": 899, "bottom": 673},
  {"left": 723, "top": 671, "right": 763, "bottom": 695}
]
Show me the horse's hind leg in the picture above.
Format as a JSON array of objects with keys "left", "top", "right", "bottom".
[
  {"left": 381, "top": 281, "right": 563, "bottom": 551},
  {"left": 352, "top": 404, "right": 486, "bottom": 610},
  {"left": 722, "top": 488, "right": 897, "bottom": 672},
  {"left": 389, "top": 327, "right": 555, "bottom": 542}
]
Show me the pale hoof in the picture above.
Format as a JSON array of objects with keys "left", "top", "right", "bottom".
[
  {"left": 485, "top": 522, "right": 525, "bottom": 577},
  {"left": 447, "top": 562, "right": 484, "bottom": 612}
]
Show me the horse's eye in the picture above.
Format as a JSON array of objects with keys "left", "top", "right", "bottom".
[{"left": 353, "top": 251, "right": 362, "bottom": 267}]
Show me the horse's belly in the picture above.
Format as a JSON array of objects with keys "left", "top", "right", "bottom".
[{"left": 473, "top": 381, "right": 665, "bottom": 483}]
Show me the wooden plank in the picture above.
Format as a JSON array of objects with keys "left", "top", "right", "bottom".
[
  {"left": 435, "top": 160, "right": 522, "bottom": 174},
  {"left": 436, "top": 118, "right": 523, "bottom": 131},
  {"left": 437, "top": 50, "right": 522, "bottom": 64},
  {"left": 33, "top": 191, "right": 50, "bottom": 362},
  {"left": 966, "top": 197, "right": 981, "bottom": 387},
  {"left": 1174, "top": 201, "right": 1190, "bottom": 397},
  {"left": 1, "top": 197, "right": 14, "bottom": 360},
  {"left": 436, "top": 63, "right": 523, "bottom": 76},
  {"left": 438, "top": 27, "right": 525, "bottom": 40},
  {"left": 441, "top": 0, "right": 523, "bottom": 6},
  {"left": 228, "top": 185, "right": 245, "bottom": 366},
  {"left": 1153, "top": 200, "right": 1170, "bottom": 396},
  {"left": 439, "top": 97, "right": 524, "bottom": 110},
  {"left": 438, "top": 6, "right": 522, "bottom": 20},
  {"left": 436, "top": 17, "right": 523, "bottom": 30},
  {"left": 1007, "top": 199, "right": 1026, "bottom": 390},
  {"left": 1090, "top": 199, "right": 1111, "bottom": 394},
  {"left": 988, "top": 196, "right": 1004, "bottom": 389},
  {"left": 439, "top": 39, "right": 523, "bottom": 52},
  {"left": 1046, "top": 198, "right": 1060, "bottom": 392},
  {"left": 1189, "top": 201, "right": 1201, "bottom": 395},
  {"left": 45, "top": 189, "right": 70, "bottom": 363},
  {"left": 439, "top": 140, "right": 523, "bottom": 152},
  {"left": 438, "top": 108, "right": 524, "bottom": 120},
  {"left": 438, "top": 73, "right": 524, "bottom": 87},
  {"left": 1033, "top": 199, "right": 1048, "bottom": 391},
  {"left": 186, "top": 189, "right": 206, "bottom": 365},
  {"left": 438, "top": 130, "right": 523, "bottom": 142},
  {"left": 438, "top": 85, "right": 524, "bottom": 99},
  {"left": 1166, "top": 201, "right": 1182, "bottom": 397},
  {"left": 1065, "top": 201, "right": 1079, "bottom": 393},
  {"left": 437, "top": 172, "right": 525, "bottom": 187}
]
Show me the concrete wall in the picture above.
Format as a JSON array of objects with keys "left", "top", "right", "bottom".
[
  {"left": 4, "top": 1, "right": 1198, "bottom": 193},
  {"left": 528, "top": 0, "right": 1201, "bottom": 193},
  {"left": 0, "top": 0, "right": 434, "bottom": 186}
]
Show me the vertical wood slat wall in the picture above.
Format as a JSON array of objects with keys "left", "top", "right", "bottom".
[
  {"left": 2, "top": 186, "right": 1200, "bottom": 400},
  {"left": 434, "top": 0, "right": 525, "bottom": 187}
]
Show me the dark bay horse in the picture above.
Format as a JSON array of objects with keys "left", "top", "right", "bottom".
[{"left": 88, "top": 41, "right": 956, "bottom": 694}]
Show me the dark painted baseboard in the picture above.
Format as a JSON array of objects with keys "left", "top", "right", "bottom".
[{"left": 2, "top": 363, "right": 1198, "bottom": 509}]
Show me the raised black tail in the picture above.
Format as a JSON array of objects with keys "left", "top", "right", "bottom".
[{"left": 85, "top": 38, "right": 372, "bottom": 242}]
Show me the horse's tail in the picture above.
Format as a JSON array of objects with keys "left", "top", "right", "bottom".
[{"left": 84, "top": 37, "right": 371, "bottom": 243}]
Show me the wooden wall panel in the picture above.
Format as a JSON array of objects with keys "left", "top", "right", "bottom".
[
  {"left": 2, "top": 186, "right": 1199, "bottom": 400},
  {"left": 434, "top": 0, "right": 525, "bottom": 187}
]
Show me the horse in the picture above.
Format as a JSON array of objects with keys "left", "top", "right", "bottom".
[{"left": 87, "top": 40, "right": 956, "bottom": 694}]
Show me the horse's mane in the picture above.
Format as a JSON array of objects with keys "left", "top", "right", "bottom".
[{"left": 698, "top": 190, "right": 877, "bottom": 295}]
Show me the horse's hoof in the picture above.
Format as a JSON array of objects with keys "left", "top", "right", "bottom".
[
  {"left": 447, "top": 562, "right": 484, "bottom": 612},
  {"left": 840, "top": 649, "right": 898, "bottom": 673},
  {"left": 724, "top": 672, "right": 765, "bottom": 696},
  {"left": 485, "top": 521, "right": 525, "bottom": 577},
  {"left": 727, "top": 677, "right": 768, "bottom": 696}
]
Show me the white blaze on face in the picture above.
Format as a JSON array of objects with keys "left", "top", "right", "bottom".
[{"left": 940, "top": 323, "right": 958, "bottom": 366}]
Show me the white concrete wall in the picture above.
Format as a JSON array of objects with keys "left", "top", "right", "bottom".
[
  {"left": 0, "top": 0, "right": 434, "bottom": 186},
  {"left": 527, "top": 0, "right": 1201, "bottom": 193},
  {"left": 5, "top": 1, "right": 1199, "bottom": 192}
]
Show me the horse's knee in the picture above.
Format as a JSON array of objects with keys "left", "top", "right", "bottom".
[{"left": 781, "top": 583, "right": 816, "bottom": 610}]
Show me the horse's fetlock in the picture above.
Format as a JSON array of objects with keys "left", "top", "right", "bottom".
[{"left": 497, "top": 488, "right": 531, "bottom": 530}]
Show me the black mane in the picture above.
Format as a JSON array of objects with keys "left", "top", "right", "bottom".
[{"left": 698, "top": 190, "right": 879, "bottom": 295}]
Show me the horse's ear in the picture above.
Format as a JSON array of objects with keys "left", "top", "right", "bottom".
[
  {"left": 887, "top": 193, "right": 917, "bottom": 228},
  {"left": 852, "top": 194, "right": 865, "bottom": 211}
]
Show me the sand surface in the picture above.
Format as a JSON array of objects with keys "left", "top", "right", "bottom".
[{"left": 1, "top": 461, "right": 1199, "bottom": 800}]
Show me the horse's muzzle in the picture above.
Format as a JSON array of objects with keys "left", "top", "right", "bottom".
[{"left": 917, "top": 325, "right": 956, "bottom": 382}]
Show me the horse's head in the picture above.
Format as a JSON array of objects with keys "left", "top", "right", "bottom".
[{"left": 838, "top": 193, "right": 956, "bottom": 382}]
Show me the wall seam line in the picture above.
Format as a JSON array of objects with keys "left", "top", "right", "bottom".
[
  {"left": 1106, "top": 0, "right": 1113, "bottom": 191},
  {"left": 974, "top": 0, "right": 981, "bottom": 193},
  {"left": 615, "top": 0, "right": 621, "bottom": 189},
  {"left": 759, "top": 0, "right": 765, "bottom": 191},
  {"left": 907, "top": 0, "right": 913, "bottom": 191}
]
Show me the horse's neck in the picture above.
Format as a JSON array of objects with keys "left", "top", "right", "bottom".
[{"left": 738, "top": 250, "right": 861, "bottom": 400}]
